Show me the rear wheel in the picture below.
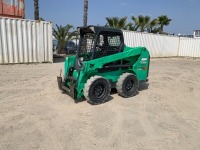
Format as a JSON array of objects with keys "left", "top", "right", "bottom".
[
  {"left": 116, "top": 73, "right": 139, "bottom": 98},
  {"left": 84, "top": 76, "right": 111, "bottom": 105}
]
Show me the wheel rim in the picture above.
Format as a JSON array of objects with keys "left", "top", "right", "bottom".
[
  {"left": 93, "top": 83, "right": 106, "bottom": 99},
  {"left": 125, "top": 79, "right": 135, "bottom": 92}
]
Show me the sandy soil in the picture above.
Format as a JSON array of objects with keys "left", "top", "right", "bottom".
[{"left": 0, "top": 57, "right": 200, "bottom": 150}]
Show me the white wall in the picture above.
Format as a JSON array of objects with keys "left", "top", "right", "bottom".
[
  {"left": 123, "top": 30, "right": 200, "bottom": 58},
  {"left": 0, "top": 17, "right": 52, "bottom": 64},
  {"left": 179, "top": 37, "right": 200, "bottom": 57}
]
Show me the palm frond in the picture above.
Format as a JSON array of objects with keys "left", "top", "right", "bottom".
[
  {"left": 105, "top": 17, "right": 127, "bottom": 29},
  {"left": 118, "top": 17, "right": 127, "bottom": 29},
  {"left": 53, "top": 24, "right": 76, "bottom": 53}
]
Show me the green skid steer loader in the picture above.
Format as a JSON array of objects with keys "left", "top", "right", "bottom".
[{"left": 57, "top": 26, "right": 150, "bottom": 105}]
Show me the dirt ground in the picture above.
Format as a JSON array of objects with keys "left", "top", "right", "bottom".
[{"left": 0, "top": 57, "right": 200, "bottom": 150}]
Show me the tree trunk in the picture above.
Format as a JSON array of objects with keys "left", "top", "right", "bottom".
[
  {"left": 159, "top": 25, "right": 164, "bottom": 34},
  {"left": 83, "top": 0, "right": 88, "bottom": 27},
  {"left": 34, "top": 0, "right": 39, "bottom": 20}
]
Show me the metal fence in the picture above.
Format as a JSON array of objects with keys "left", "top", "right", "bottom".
[
  {"left": 123, "top": 30, "right": 200, "bottom": 58},
  {"left": 0, "top": 17, "right": 52, "bottom": 64},
  {"left": 179, "top": 37, "right": 200, "bottom": 58}
]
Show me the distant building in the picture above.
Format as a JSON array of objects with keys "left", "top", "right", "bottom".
[
  {"left": 0, "top": 0, "right": 25, "bottom": 18},
  {"left": 193, "top": 30, "right": 200, "bottom": 39},
  {"left": 178, "top": 34, "right": 193, "bottom": 38}
]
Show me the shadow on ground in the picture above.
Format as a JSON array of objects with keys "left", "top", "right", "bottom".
[{"left": 138, "top": 82, "right": 149, "bottom": 91}]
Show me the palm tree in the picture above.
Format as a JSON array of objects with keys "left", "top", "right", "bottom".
[
  {"left": 131, "top": 16, "right": 140, "bottom": 31},
  {"left": 53, "top": 24, "right": 77, "bottom": 54},
  {"left": 124, "top": 22, "right": 136, "bottom": 31},
  {"left": 105, "top": 17, "right": 127, "bottom": 29},
  {"left": 131, "top": 15, "right": 151, "bottom": 32},
  {"left": 34, "top": 0, "right": 39, "bottom": 20},
  {"left": 124, "top": 19, "right": 142, "bottom": 31},
  {"left": 39, "top": 17, "right": 45, "bottom": 21},
  {"left": 157, "top": 15, "right": 172, "bottom": 34},
  {"left": 139, "top": 15, "right": 151, "bottom": 32},
  {"left": 83, "top": 0, "right": 88, "bottom": 26},
  {"left": 147, "top": 19, "right": 159, "bottom": 33}
]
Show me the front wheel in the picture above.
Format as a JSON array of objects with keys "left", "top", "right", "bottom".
[
  {"left": 116, "top": 73, "right": 139, "bottom": 98},
  {"left": 84, "top": 76, "right": 111, "bottom": 105}
]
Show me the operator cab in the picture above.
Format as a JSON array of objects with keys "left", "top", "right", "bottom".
[{"left": 76, "top": 26, "right": 124, "bottom": 65}]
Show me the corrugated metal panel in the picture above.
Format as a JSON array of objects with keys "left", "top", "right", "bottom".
[
  {"left": 179, "top": 37, "right": 200, "bottom": 57},
  {"left": 123, "top": 30, "right": 180, "bottom": 57},
  {"left": 0, "top": 0, "right": 24, "bottom": 18},
  {"left": 0, "top": 17, "right": 52, "bottom": 64}
]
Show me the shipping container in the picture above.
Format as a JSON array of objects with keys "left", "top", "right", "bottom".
[
  {"left": 0, "top": 17, "right": 53, "bottom": 64},
  {"left": 0, "top": 0, "right": 24, "bottom": 18}
]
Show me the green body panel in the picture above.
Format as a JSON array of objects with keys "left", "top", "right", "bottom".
[
  {"left": 63, "top": 46, "right": 150, "bottom": 99},
  {"left": 64, "top": 55, "right": 76, "bottom": 77}
]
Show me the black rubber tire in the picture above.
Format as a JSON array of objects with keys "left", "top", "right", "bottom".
[
  {"left": 84, "top": 76, "right": 111, "bottom": 105},
  {"left": 116, "top": 73, "right": 139, "bottom": 98}
]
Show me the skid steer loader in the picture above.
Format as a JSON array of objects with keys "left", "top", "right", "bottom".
[{"left": 57, "top": 26, "right": 150, "bottom": 105}]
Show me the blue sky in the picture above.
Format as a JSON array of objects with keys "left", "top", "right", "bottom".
[{"left": 25, "top": 0, "right": 200, "bottom": 35}]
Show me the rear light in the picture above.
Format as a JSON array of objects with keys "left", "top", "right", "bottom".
[{"left": 143, "top": 67, "right": 147, "bottom": 70}]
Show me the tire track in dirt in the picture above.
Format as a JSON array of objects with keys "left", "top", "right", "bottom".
[
  {"left": 73, "top": 103, "right": 124, "bottom": 149},
  {"left": 106, "top": 104, "right": 123, "bottom": 149},
  {"left": 26, "top": 115, "right": 64, "bottom": 150},
  {"left": 139, "top": 92, "right": 156, "bottom": 139},
  {"left": 71, "top": 105, "right": 96, "bottom": 149},
  {"left": 43, "top": 91, "right": 97, "bottom": 149},
  {"left": 0, "top": 114, "right": 64, "bottom": 150},
  {"left": 137, "top": 92, "right": 184, "bottom": 149}
]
